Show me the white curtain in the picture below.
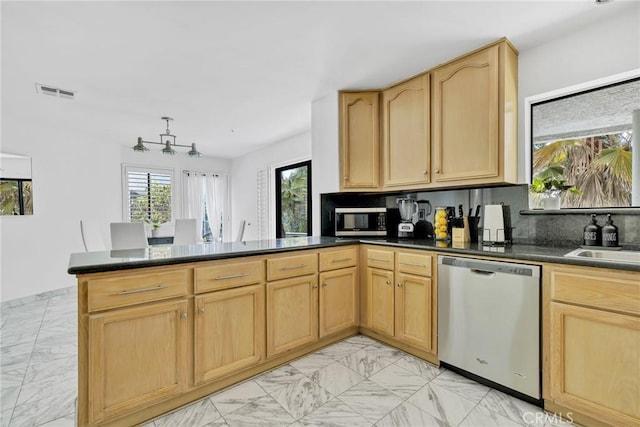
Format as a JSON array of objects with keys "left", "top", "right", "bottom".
[
  {"left": 205, "top": 174, "right": 227, "bottom": 242},
  {"left": 185, "top": 173, "right": 205, "bottom": 240}
]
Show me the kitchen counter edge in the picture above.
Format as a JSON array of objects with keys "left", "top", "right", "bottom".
[{"left": 68, "top": 236, "right": 640, "bottom": 275}]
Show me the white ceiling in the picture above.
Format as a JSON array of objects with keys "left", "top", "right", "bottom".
[{"left": 1, "top": 0, "right": 636, "bottom": 158}]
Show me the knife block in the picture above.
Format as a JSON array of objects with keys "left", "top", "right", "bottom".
[{"left": 451, "top": 217, "right": 471, "bottom": 243}]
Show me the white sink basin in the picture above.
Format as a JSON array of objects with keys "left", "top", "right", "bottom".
[{"left": 564, "top": 248, "right": 640, "bottom": 265}]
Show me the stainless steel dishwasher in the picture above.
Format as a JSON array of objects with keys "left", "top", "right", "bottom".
[{"left": 438, "top": 256, "right": 541, "bottom": 400}]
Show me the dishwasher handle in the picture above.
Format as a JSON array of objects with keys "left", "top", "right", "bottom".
[{"left": 470, "top": 269, "right": 495, "bottom": 277}]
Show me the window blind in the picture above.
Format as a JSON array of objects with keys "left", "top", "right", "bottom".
[{"left": 126, "top": 169, "right": 172, "bottom": 223}]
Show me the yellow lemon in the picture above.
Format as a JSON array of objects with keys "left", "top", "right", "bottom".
[{"left": 437, "top": 232, "right": 447, "bottom": 239}]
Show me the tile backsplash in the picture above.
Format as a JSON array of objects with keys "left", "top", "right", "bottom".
[{"left": 321, "top": 184, "right": 640, "bottom": 247}]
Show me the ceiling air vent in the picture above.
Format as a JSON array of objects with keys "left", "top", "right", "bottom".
[{"left": 35, "top": 83, "right": 77, "bottom": 100}]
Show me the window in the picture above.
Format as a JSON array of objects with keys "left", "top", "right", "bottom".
[
  {"left": 275, "top": 160, "right": 311, "bottom": 238},
  {"left": 0, "top": 179, "right": 33, "bottom": 215},
  {"left": 124, "top": 166, "right": 173, "bottom": 223},
  {"left": 530, "top": 74, "right": 639, "bottom": 208}
]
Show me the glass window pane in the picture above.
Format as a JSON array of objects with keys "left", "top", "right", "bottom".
[
  {"left": 0, "top": 180, "right": 20, "bottom": 215},
  {"left": 276, "top": 161, "right": 311, "bottom": 238}
]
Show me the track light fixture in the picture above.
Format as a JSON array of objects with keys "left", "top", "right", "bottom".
[{"left": 133, "top": 117, "right": 202, "bottom": 157}]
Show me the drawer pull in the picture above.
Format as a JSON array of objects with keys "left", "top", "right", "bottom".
[
  {"left": 117, "top": 285, "right": 168, "bottom": 296},
  {"left": 198, "top": 308, "right": 205, "bottom": 314},
  {"left": 399, "top": 261, "right": 427, "bottom": 268},
  {"left": 281, "top": 264, "right": 307, "bottom": 270},
  {"left": 214, "top": 272, "right": 250, "bottom": 280},
  {"left": 331, "top": 257, "right": 352, "bottom": 263},
  {"left": 368, "top": 257, "right": 390, "bottom": 263},
  {"left": 181, "top": 312, "right": 188, "bottom": 319}
]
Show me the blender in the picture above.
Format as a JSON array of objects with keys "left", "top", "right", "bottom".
[{"left": 397, "top": 198, "right": 418, "bottom": 238}]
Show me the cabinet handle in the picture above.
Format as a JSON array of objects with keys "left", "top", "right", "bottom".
[
  {"left": 423, "top": 170, "right": 428, "bottom": 174},
  {"left": 434, "top": 169, "right": 440, "bottom": 174},
  {"left": 214, "top": 272, "right": 249, "bottom": 280},
  {"left": 368, "top": 257, "right": 390, "bottom": 263},
  {"left": 198, "top": 308, "right": 205, "bottom": 314},
  {"left": 117, "top": 284, "right": 167, "bottom": 295},
  {"left": 331, "top": 257, "right": 352, "bottom": 263},
  {"left": 344, "top": 176, "right": 349, "bottom": 180},
  {"left": 322, "top": 283, "right": 328, "bottom": 287},
  {"left": 385, "top": 280, "right": 391, "bottom": 285},
  {"left": 282, "top": 264, "right": 306, "bottom": 270},
  {"left": 397, "top": 283, "right": 403, "bottom": 288},
  {"left": 312, "top": 285, "right": 319, "bottom": 289},
  {"left": 181, "top": 312, "right": 188, "bottom": 319},
  {"left": 399, "top": 261, "right": 427, "bottom": 268}
]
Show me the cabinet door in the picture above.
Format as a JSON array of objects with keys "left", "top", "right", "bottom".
[
  {"left": 366, "top": 268, "right": 395, "bottom": 336},
  {"left": 395, "top": 273, "right": 432, "bottom": 351},
  {"left": 319, "top": 267, "right": 358, "bottom": 338},
  {"left": 194, "top": 284, "right": 265, "bottom": 385},
  {"left": 382, "top": 74, "right": 430, "bottom": 189},
  {"left": 266, "top": 275, "right": 318, "bottom": 358},
  {"left": 339, "top": 92, "right": 380, "bottom": 190},
  {"left": 432, "top": 45, "right": 499, "bottom": 183},
  {"left": 88, "top": 300, "right": 188, "bottom": 423},
  {"left": 550, "top": 302, "right": 640, "bottom": 426}
]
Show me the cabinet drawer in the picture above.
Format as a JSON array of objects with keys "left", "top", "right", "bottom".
[
  {"left": 549, "top": 266, "right": 640, "bottom": 316},
  {"left": 366, "top": 248, "right": 394, "bottom": 270},
  {"left": 267, "top": 252, "right": 317, "bottom": 281},
  {"left": 319, "top": 247, "right": 358, "bottom": 272},
  {"left": 195, "top": 259, "right": 264, "bottom": 293},
  {"left": 396, "top": 251, "right": 432, "bottom": 277},
  {"left": 88, "top": 269, "right": 188, "bottom": 312}
]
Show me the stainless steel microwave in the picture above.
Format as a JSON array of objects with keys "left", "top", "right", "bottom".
[{"left": 335, "top": 207, "right": 387, "bottom": 236}]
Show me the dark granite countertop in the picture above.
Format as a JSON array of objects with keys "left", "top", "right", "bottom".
[
  {"left": 358, "top": 239, "right": 640, "bottom": 272},
  {"left": 68, "top": 236, "right": 358, "bottom": 275},
  {"left": 68, "top": 236, "right": 640, "bottom": 275}
]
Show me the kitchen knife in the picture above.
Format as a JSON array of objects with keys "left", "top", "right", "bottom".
[
  {"left": 474, "top": 204, "right": 481, "bottom": 218},
  {"left": 458, "top": 204, "right": 464, "bottom": 218}
]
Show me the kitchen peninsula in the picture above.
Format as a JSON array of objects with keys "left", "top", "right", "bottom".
[{"left": 69, "top": 237, "right": 640, "bottom": 427}]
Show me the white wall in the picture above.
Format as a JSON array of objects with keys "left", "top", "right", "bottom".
[
  {"left": 230, "top": 132, "right": 312, "bottom": 242},
  {"left": 0, "top": 121, "right": 230, "bottom": 302},
  {"left": 311, "top": 93, "right": 340, "bottom": 236},
  {"left": 517, "top": 8, "right": 640, "bottom": 183},
  {"left": 309, "top": 6, "right": 640, "bottom": 216}
]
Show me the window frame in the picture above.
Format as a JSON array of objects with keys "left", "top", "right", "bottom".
[
  {"left": 121, "top": 164, "right": 175, "bottom": 223},
  {"left": 524, "top": 68, "right": 640, "bottom": 209},
  {"left": 275, "top": 160, "right": 312, "bottom": 239}
]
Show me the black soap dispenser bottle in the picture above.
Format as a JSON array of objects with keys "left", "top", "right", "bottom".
[
  {"left": 583, "top": 214, "right": 601, "bottom": 246},
  {"left": 602, "top": 213, "right": 619, "bottom": 247}
]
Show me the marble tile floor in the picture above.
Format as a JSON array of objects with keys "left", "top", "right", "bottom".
[{"left": 1, "top": 289, "right": 574, "bottom": 427}]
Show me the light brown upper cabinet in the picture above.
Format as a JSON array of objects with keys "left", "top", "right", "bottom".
[
  {"left": 431, "top": 39, "right": 518, "bottom": 186},
  {"left": 339, "top": 91, "right": 380, "bottom": 191},
  {"left": 337, "top": 38, "right": 518, "bottom": 192},
  {"left": 382, "top": 74, "right": 431, "bottom": 189}
]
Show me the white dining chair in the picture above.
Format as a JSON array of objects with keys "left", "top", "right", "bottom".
[
  {"left": 110, "top": 222, "right": 148, "bottom": 250},
  {"left": 173, "top": 218, "right": 198, "bottom": 246},
  {"left": 235, "top": 220, "right": 246, "bottom": 242},
  {"left": 80, "top": 220, "right": 107, "bottom": 252}
]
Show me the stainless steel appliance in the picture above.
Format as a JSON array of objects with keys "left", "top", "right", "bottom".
[
  {"left": 335, "top": 207, "right": 387, "bottom": 237},
  {"left": 438, "top": 256, "right": 541, "bottom": 400},
  {"left": 397, "top": 198, "right": 418, "bottom": 238}
]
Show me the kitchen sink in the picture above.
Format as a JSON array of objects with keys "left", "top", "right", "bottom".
[{"left": 564, "top": 248, "right": 640, "bottom": 264}]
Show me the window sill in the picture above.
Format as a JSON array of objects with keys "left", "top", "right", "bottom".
[{"left": 520, "top": 207, "right": 640, "bottom": 215}]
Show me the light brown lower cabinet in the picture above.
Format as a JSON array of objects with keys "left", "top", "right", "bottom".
[
  {"left": 362, "top": 246, "right": 436, "bottom": 355},
  {"left": 194, "top": 283, "right": 265, "bottom": 385},
  {"left": 88, "top": 299, "right": 189, "bottom": 424},
  {"left": 266, "top": 274, "right": 319, "bottom": 358},
  {"left": 319, "top": 266, "right": 359, "bottom": 338},
  {"left": 545, "top": 264, "right": 640, "bottom": 427}
]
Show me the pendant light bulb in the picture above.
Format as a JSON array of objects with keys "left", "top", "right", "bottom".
[
  {"left": 188, "top": 143, "right": 202, "bottom": 158},
  {"left": 162, "top": 140, "right": 176, "bottom": 155},
  {"left": 132, "top": 137, "right": 149, "bottom": 152}
]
